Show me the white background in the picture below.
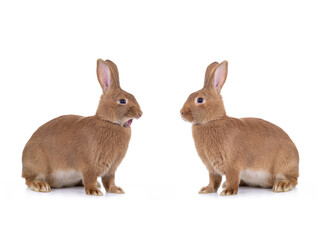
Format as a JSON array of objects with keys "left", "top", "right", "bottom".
[{"left": 1, "top": 1, "right": 318, "bottom": 239}]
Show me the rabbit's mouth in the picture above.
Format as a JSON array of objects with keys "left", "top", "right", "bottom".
[{"left": 123, "top": 119, "right": 133, "bottom": 128}]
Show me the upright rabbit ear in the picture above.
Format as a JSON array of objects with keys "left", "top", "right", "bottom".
[
  {"left": 105, "top": 60, "right": 120, "bottom": 87},
  {"left": 97, "top": 59, "right": 112, "bottom": 93},
  {"left": 212, "top": 61, "right": 228, "bottom": 94},
  {"left": 96, "top": 59, "right": 120, "bottom": 93},
  {"left": 204, "top": 61, "right": 219, "bottom": 88}
]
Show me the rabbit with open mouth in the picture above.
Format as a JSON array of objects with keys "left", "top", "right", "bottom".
[{"left": 22, "top": 59, "right": 142, "bottom": 196}]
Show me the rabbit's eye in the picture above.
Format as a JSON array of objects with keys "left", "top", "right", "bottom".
[
  {"left": 119, "top": 99, "right": 127, "bottom": 104},
  {"left": 197, "top": 97, "right": 204, "bottom": 103}
]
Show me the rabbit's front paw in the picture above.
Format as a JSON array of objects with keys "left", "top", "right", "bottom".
[
  {"left": 220, "top": 188, "right": 238, "bottom": 196},
  {"left": 199, "top": 186, "right": 217, "bottom": 194},
  {"left": 85, "top": 188, "right": 103, "bottom": 196},
  {"left": 107, "top": 186, "right": 125, "bottom": 194}
]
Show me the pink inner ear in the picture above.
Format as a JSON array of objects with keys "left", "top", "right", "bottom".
[
  {"left": 98, "top": 62, "right": 111, "bottom": 91},
  {"left": 213, "top": 64, "right": 226, "bottom": 92}
]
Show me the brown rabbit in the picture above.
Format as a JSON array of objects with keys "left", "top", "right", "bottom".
[
  {"left": 180, "top": 61, "right": 299, "bottom": 196},
  {"left": 22, "top": 59, "right": 142, "bottom": 196}
]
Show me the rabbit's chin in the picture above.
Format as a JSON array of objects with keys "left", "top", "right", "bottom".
[{"left": 123, "top": 119, "right": 133, "bottom": 128}]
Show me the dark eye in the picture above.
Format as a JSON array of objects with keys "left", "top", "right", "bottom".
[
  {"left": 197, "top": 97, "right": 204, "bottom": 103},
  {"left": 119, "top": 99, "right": 126, "bottom": 104}
]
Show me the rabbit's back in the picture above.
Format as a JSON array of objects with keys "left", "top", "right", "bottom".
[
  {"left": 192, "top": 117, "right": 299, "bottom": 175},
  {"left": 238, "top": 117, "right": 298, "bottom": 166},
  {"left": 22, "top": 115, "right": 131, "bottom": 186}
]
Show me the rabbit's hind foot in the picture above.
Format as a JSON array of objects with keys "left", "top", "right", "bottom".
[
  {"left": 272, "top": 179, "right": 297, "bottom": 193},
  {"left": 26, "top": 179, "right": 51, "bottom": 193}
]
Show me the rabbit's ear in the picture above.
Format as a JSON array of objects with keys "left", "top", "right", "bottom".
[
  {"left": 105, "top": 60, "right": 120, "bottom": 87},
  {"left": 97, "top": 59, "right": 112, "bottom": 93},
  {"left": 212, "top": 61, "right": 228, "bottom": 94},
  {"left": 204, "top": 61, "right": 219, "bottom": 88}
]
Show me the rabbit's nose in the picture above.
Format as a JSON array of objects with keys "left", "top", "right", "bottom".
[
  {"left": 180, "top": 110, "right": 184, "bottom": 115},
  {"left": 136, "top": 110, "right": 143, "bottom": 119}
]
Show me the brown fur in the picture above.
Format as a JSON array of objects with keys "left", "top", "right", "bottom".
[
  {"left": 22, "top": 59, "right": 142, "bottom": 196},
  {"left": 181, "top": 61, "right": 299, "bottom": 196}
]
